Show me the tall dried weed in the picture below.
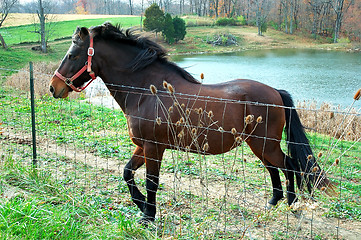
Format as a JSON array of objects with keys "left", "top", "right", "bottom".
[
  {"left": 4, "top": 62, "right": 78, "bottom": 98},
  {"left": 297, "top": 101, "right": 360, "bottom": 141}
]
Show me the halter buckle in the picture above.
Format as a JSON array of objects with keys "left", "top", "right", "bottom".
[
  {"left": 88, "top": 47, "right": 94, "bottom": 56},
  {"left": 65, "top": 78, "right": 72, "bottom": 86}
]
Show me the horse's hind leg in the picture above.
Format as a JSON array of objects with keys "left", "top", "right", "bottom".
[
  {"left": 124, "top": 146, "right": 146, "bottom": 212},
  {"left": 265, "top": 162, "right": 283, "bottom": 207},
  {"left": 248, "top": 139, "right": 297, "bottom": 206},
  {"left": 283, "top": 156, "right": 297, "bottom": 205}
]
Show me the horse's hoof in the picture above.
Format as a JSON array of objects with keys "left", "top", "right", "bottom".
[
  {"left": 292, "top": 209, "right": 303, "bottom": 219},
  {"left": 265, "top": 203, "right": 275, "bottom": 210},
  {"left": 138, "top": 216, "right": 155, "bottom": 227}
]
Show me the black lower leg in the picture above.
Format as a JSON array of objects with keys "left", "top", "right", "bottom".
[
  {"left": 142, "top": 175, "right": 159, "bottom": 221},
  {"left": 267, "top": 166, "right": 284, "bottom": 206},
  {"left": 124, "top": 156, "right": 146, "bottom": 212},
  {"left": 285, "top": 168, "right": 297, "bottom": 205}
]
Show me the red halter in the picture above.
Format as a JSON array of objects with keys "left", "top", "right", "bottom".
[{"left": 55, "top": 36, "right": 96, "bottom": 92}]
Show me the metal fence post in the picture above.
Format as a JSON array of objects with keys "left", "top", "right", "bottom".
[{"left": 29, "top": 62, "right": 37, "bottom": 166}]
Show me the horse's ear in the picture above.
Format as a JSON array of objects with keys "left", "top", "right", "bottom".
[{"left": 79, "top": 27, "right": 89, "bottom": 41}]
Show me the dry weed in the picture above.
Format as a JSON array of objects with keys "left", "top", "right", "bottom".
[
  {"left": 297, "top": 101, "right": 360, "bottom": 141},
  {"left": 5, "top": 62, "right": 75, "bottom": 99}
]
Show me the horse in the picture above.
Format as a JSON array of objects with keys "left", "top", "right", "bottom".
[{"left": 49, "top": 23, "right": 334, "bottom": 223}]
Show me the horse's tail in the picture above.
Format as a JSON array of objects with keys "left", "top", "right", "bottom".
[{"left": 277, "top": 89, "right": 336, "bottom": 196}]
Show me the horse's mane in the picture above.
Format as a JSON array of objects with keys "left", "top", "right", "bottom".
[{"left": 90, "top": 23, "right": 200, "bottom": 84}]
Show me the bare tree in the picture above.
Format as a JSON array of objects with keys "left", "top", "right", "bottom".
[
  {"left": 0, "top": 0, "right": 18, "bottom": 49},
  {"left": 253, "top": 0, "right": 272, "bottom": 36},
  {"left": 38, "top": 0, "right": 46, "bottom": 53},
  {"left": 331, "top": 0, "right": 354, "bottom": 43}
]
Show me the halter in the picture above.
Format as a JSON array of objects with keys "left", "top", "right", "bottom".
[{"left": 54, "top": 35, "right": 96, "bottom": 92}]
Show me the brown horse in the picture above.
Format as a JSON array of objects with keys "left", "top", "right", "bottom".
[{"left": 49, "top": 23, "right": 334, "bottom": 223}]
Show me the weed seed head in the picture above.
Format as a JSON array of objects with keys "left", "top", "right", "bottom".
[
  {"left": 156, "top": 117, "right": 161, "bottom": 125},
  {"left": 320, "top": 187, "right": 326, "bottom": 191},
  {"left": 150, "top": 85, "right": 157, "bottom": 95},
  {"left": 285, "top": 180, "right": 290, "bottom": 186},
  {"left": 167, "top": 84, "right": 174, "bottom": 93},
  {"left": 197, "top": 108, "right": 203, "bottom": 115},
  {"left": 179, "top": 117, "right": 184, "bottom": 124},
  {"left": 178, "top": 130, "right": 184, "bottom": 138},
  {"left": 300, "top": 172, "right": 305, "bottom": 176},
  {"left": 231, "top": 128, "right": 237, "bottom": 135},
  {"left": 307, "top": 155, "right": 313, "bottom": 161},
  {"left": 163, "top": 80, "right": 168, "bottom": 89},
  {"left": 218, "top": 127, "right": 224, "bottom": 132},
  {"left": 235, "top": 136, "right": 242, "bottom": 143},
  {"left": 256, "top": 116, "right": 262, "bottom": 123},
  {"left": 317, "top": 152, "right": 323, "bottom": 158},
  {"left": 208, "top": 111, "right": 214, "bottom": 118},
  {"left": 203, "top": 142, "right": 209, "bottom": 151},
  {"left": 329, "top": 112, "right": 334, "bottom": 119},
  {"left": 312, "top": 166, "right": 319, "bottom": 173},
  {"left": 168, "top": 106, "right": 174, "bottom": 113},
  {"left": 334, "top": 158, "right": 340, "bottom": 165},
  {"left": 245, "top": 115, "right": 254, "bottom": 124},
  {"left": 186, "top": 108, "right": 190, "bottom": 115},
  {"left": 200, "top": 73, "right": 204, "bottom": 79},
  {"left": 354, "top": 88, "right": 361, "bottom": 100},
  {"left": 181, "top": 103, "right": 185, "bottom": 108},
  {"left": 191, "top": 128, "right": 197, "bottom": 135}
]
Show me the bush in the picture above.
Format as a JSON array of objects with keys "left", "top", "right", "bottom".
[
  {"left": 215, "top": 17, "right": 237, "bottom": 26},
  {"left": 143, "top": 3, "right": 165, "bottom": 34},
  {"left": 236, "top": 16, "right": 246, "bottom": 25},
  {"left": 173, "top": 16, "right": 186, "bottom": 42},
  {"left": 163, "top": 13, "right": 175, "bottom": 44}
]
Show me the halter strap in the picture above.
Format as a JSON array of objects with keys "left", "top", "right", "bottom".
[{"left": 55, "top": 35, "right": 96, "bottom": 93}]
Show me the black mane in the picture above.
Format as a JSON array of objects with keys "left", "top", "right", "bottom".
[{"left": 90, "top": 23, "right": 200, "bottom": 84}]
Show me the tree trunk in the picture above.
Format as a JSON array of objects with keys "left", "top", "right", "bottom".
[
  {"left": 0, "top": 33, "right": 7, "bottom": 49},
  {"left": 333, "top": 0, "right": 344, "bottom": 43},
  {"left": 38, "top": 0, "right": 47, "bottom": 53}
]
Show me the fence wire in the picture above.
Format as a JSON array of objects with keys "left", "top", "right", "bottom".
[{"left": 1, "top": 66, "right": 360, "bottom": 239}]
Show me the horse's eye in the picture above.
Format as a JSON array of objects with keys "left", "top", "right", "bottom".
[{"left": 68, "top": 54, "right": 77, "bottom": 61}]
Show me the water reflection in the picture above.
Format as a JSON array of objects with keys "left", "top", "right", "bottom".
[{"left": 172, "top": 49, "right": 361, "bottom": 107}]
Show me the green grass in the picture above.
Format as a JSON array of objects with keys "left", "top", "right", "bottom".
[
  {"left": 0, "top": 17, "right": 141, "bottom": 46},
  {"left": 0, "top": 154, "right": 156, "bottom": 239}
]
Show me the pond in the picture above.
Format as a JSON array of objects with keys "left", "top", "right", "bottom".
[{"left": 172, "top": 49, "right": 361, "bottom": 108}]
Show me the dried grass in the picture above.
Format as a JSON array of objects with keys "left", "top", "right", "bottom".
[
  {"left": 297, "top": 101, "right": 360, "bottom": 141},
  {"left": 5, "top": 62, "right": 76, "bottom": 99}
]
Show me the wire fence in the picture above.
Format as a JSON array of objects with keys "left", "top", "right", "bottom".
[{"left": 1, "top": 64, "right": 361, "bottom": 239}]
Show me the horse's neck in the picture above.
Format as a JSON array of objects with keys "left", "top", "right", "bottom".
[{"left": 100, "top": 62, "right": 172, "bottom": 113}]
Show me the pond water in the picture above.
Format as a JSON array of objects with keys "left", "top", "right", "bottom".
[{"left": 172, "top": 49, "right": 361, "bottom": 108}]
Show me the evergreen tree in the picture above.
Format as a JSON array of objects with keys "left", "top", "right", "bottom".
[
  {"left": 143, "top": 3, "right": 165, "bottom": 35},
  {"left": 163, "top": 13, "right": 175, "bottom": 44},
  {"left": 172, "top": 16, "right": 187, "bottom": 43}
]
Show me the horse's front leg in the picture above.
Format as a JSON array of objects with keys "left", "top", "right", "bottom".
[
  {"left": 124, "top": 146, "right": 146, "bottom": 212},
  {"left": 141, "top": 142, "right": 165, "bottom": 223}
]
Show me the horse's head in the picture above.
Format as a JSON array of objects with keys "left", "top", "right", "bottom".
[{"left": 49, "top": 27, "right": 97, "bottom": 98}]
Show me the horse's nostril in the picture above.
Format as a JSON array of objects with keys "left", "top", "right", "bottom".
[{"left": 49, "top": 85, "right": 54, "bottom": 93}]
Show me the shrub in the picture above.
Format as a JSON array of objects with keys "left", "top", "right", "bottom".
[
  {"left": 236, "top": 16, "right": 246, "bottom": 25},
  {"left": 163, "top": 13, "right": 175, "bottom": 44},
  {"left": 143, "top": 3, "right": 165, "bottom": 34},
  {"left": 215, "top": 17, "right": 236, "bottom": 26},
  {"left": 173, "top": 16, "right": 186, "bottom": 42}
]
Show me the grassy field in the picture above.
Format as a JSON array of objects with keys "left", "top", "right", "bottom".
[{"left": 0, "top": 16, "right": 141, "bottom": 46}]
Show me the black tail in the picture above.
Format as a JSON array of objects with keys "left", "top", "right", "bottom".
[{"left": 277, "top": 90, "right": 334, "bottom": 194}]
